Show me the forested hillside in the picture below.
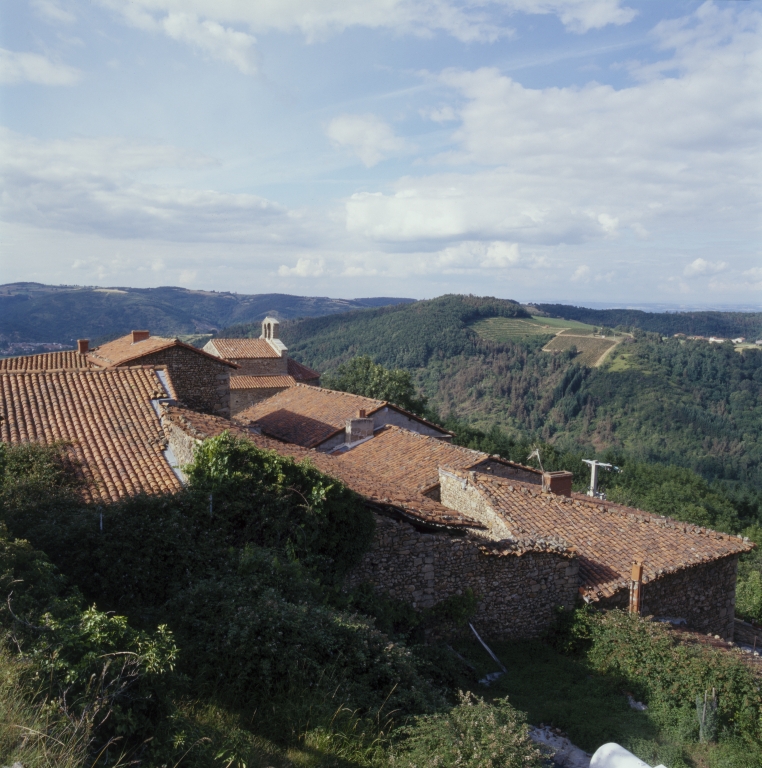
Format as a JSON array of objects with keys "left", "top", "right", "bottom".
[
  {"left": 0, "top": 282, "right": 414, "bottom": 346},
  {"left": 277, "top": 296, "right": 762, "bottom": 487}
]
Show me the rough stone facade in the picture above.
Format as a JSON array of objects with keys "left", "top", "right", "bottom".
[
  {"left": 230, "top": 384, "right": 290, "bottom": 414},
  {"left": 439, "top": 472, "right": 517, "bottom": 540},
  {"left": 372, "top": 406, "right": 454, "bottom": 442},
  {"left": 230, "top": 357, "right": 288, "bottom": 376},
  {"left": 346, "top": 514, "right": 579, "bottom": 640},
  {"left": 599, "top": 556, "right": 739, "bottom": 639},
  {"left": 118, "top": 346, "right": 231, "bottom": 417}
]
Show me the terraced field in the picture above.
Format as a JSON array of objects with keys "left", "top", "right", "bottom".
[
  {"left": 543, "top": 335, "right": 617, "bottom": 366},
  {"left": 471, "top": 316, "right": 594, "bottom": 342}
]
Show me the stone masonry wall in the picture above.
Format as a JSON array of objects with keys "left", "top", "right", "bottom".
[
  {"left": 230, "top": 385, "right": 291, "bottom": 415},
  {"left": 439, "top": 472, "right": 514, "bottom": 540},
  {"left": 373, "top": 406, "right": 452, "bottom": 440},
  {"left": 162, "top": 418, "right": 198, "bottom": 478},
  {"left": 346, "top": 515, "right": 579, "bottom": 640},
  {"left": 599, "top": 556, "right": 739, "bottom": 640},
  {"left": 231, "top": 357, "right": 289, "bottom": 376},
  {"left": 122, "top": 347, "right": 231, "bottom": 417}
]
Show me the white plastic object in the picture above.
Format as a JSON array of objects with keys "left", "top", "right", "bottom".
[{"left": 590, "top": 743, "right": 666, "bottom": 768}]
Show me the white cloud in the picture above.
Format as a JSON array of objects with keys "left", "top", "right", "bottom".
[
  {"left": 278, "top": 257, "right": 325, "bottom": 277},
  {"left": 348, "top": 3, "right": 761, "bottom": 247},
  {"left": 744, "top": 267, "right": 762, "bottom": 280},
  {"left": 0, "top": 48, "right": 80, "bottom": 85},
  {"left": 683, "top": 258, "right": 727, "bottom": 277},
  {"left": 572, "top": 264, "right": 590, "bottom": 281},
  {"left": 96, "top": 0, "right": 637, "bottom": 65},
  {"left": 31, "top": 0, "right": 76, "bottom": 24},
  {"left": 0, "top": 128, "right": 303, "bottom": 243},
  {"left": 326, "top": 114, "right": 409, "bottom": 167}
]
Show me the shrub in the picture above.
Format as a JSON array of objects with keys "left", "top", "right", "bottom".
[{"left": 389, "top": 691, "right": 543, "bottom": 768}]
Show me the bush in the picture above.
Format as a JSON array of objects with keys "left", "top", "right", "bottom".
[{"left": 389, "top": 691, "right": 543, "bottom": 768}]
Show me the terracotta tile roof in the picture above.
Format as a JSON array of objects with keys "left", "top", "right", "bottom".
[
  {"left": 88, "top": 334, "right": 236, "bottom": 368},
  {"left": 287, "top": 357, "right": 321, "bottom": 382},
  {"left": 0, "top": 351, "right": 96, "bottom": 371},
  {"left": 162, "top": 406, "right": 483, "bottom": 532},
  {"left": 237, "top": 384, "right": 450, "bottom": 448},
  {"left": 207, "top": 338, "right": 280, "bottom": 359},
  {"left": 334, "top": 425, "right": 488, "bottom": 494},
  {"left": 230, "top": 375, "right": 297, "bottom": 389},
  {"left": 446, "top": 469, "right": 754, "bottom": 599},
  {"left": 0, "top": 369, "right": 182, "bottom": 504}
]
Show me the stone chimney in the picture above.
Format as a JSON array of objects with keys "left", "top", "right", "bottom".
[
  {"left": 77, "top": 339, "right": 89, "bottom": 354},
  {"left": 345, "top": 410, "right": 374, "bottom": 444},
  {"left": 542, "top": 470, "right": 573, "bottom": 497},
  {"left": 131, "top": 330, "right": 150, "bottom": 343}
]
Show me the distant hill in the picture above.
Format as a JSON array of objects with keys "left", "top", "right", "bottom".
[
  {"left": 278, "top": 295, "right": 762, "bottom": 487},
  {"left": 0, "top": 283, "right": 415, "bottom": 346},
  {"left": 535, "top": 303, "right": 762, "bottom": 339}
]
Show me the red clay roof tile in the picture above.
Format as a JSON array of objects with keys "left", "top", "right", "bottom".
[
  {"left": 0, "top": 351, "right": 96, "bottom": 371},
  {"left": 207, "top": 338, "right": 280, "bottom": 359}
]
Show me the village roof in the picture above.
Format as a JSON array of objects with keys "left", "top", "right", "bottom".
[
  {"left": 236, "top": 384, "right": 451, "bottom": 448},
  {"left": 0, "top": 350, "right": 96, "bottom": 371},
  {"left": 230, "top": 375, "right": 297, "bottom": 390},
  {"left": 162, "top": 406, "right": 483, "bottom": 532},
  {"left": 88, "top": 333, "right": 236, "bottom": 368},
  {"left": 0, "top": 368, "right": 182, "bottom": 504},
  {"left": 333, "top": 425, "right": 489, "bottom": 494},
  {"left": 287, "top": 358, "right": 321, "bottom": 382},
  {"left": 445, "top": 469, "right": 754, "bottom": 600},
  {"left": 206, "top": 338, "right": 280, "bottom": 359}
]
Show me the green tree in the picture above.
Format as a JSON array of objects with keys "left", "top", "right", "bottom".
[{"left": 323, "top": 355, "right": 429, "bottom": 415}]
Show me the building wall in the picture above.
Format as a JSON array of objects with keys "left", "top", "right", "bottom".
[
  {"left": 373, "top": 406, "right": 452, "bottom": 440},
  {"left": 119, "top": 347, "right": 231, "bottom": 417},
  {"left": 230, "top": 385, "right": 291, "bottom": 415},
  {"left": 599, "top": 556, "right": 739, "bottom": 640},
  {"left": 439, "top": 472, "right": 514, "bottom": 539},
  {"left": 345, "top": 514, "right": 579, "bottom": 640},
  {"left": 230, "top": 357, "right": 289, "bottom": 376},
  {"left": 161, "top": 417, "right": 198, "bottom": 478}
]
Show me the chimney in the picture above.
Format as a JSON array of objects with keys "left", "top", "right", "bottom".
[
  {"left": 345, "top": 412, "right": 374, "bottom": 444},
  {"left": 77, "top": 339, "right": 89, "bottom": 354},
  {"left": 131, "top": 330, "right": 150, "bottom": 343},
  {"left": 542, "top": 470, "right": 573, "bottom": 497}
]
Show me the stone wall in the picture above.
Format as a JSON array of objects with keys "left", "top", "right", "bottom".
[
  {"left": 231, "top": 357, "right": 289, "bottom": 376},
  {"left": 345, "top": 514, "right": 579, "bottom": 640},
  {"left": 230, "top": 384, "right": 291, "bottom": 415},
  {"left": 122, "top": 347, "right": 231, "bottom": 417},
  {"left": 599, "top": 556, "right": 739, "bottom": 640},
  {"left": 374, "top": 406, "right": 452, "bottom": 440},
  {"left": 439, "top": 471, "right": 514, "bottom": 539},
  {"left": 162, "top": 417, "right": 198, "bottom": 477}
]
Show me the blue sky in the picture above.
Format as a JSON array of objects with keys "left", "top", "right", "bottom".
[{"left": 1, "top": 0, "right": 760, "bottom": 306}]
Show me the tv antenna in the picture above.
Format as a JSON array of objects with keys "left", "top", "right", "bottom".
[{"left": 582, "top": 459, "right": 620, "bottom": 499}]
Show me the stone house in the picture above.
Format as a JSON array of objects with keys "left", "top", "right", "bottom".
[
  {"left": 160, "top": 405, "right": 580, "bottom": 639},
  {"left": 203, "top": 317, "right": 320, "bottom": 415},
  {"left": 235, "top": 384, "right": 453, "bottom": 451},
  {"left": 438, "top": 468, "right": 753, "bottom": 639},
  {"left": 86, "top": 331, "right": 236, "bottom": 417}
]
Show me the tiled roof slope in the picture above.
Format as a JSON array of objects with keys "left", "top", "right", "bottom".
[
  {"left": 0, "top": 369, "right": 182, "bottom": 504},
  {"left": 237, "top": 384, "right": 449, "bottom": 447},
  {"left": 237, "top": 385, "right": 386, "bottom": 447},
  {"left": 0, "top": 350, "right": 96, "bottom": 371},
  {"left": 287, "top": 358, "right": 321, "bottom": 382},
  {"left": 230, "top": 375, "right": 296, "bottom": 389},
  {"left": 334, "top": 425, "right": 488, "bottom": 494},
  {"left": 89, "top": 334, "right": 236, "bottom": 368},
  {"left": 447, "top": 469, "right": 753, "bottom": 600},
  {"left": 207, "top": 338, "right": 279, "bottom": 359},
  {"left": 162, "top": 406, "right": 482, "bottom": 531}
]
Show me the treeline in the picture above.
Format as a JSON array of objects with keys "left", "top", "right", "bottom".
[{"left": 536, "top": 303, "right": 762, "bottom": 339}]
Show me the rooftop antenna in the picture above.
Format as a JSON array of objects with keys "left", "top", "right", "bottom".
[
  {"left": 582, "top": 459, "right": 620, "bottom": 499},
  {"left": 526, "top": 448, "right": 544, "bottom": 474}
]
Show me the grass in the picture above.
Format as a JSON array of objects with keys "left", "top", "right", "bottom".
[
  {"left": 470, "top": 316, "right": 595, "bottom": 343},
  {"left": 543, "top": 335, "right": 617, "bottom": 366}
]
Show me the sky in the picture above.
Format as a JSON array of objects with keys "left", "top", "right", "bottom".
[{"left": 0, "top": 0, "right": 760, "bottom": 306}]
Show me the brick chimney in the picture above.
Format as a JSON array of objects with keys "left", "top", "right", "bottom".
[
  {"left": 345, "top": 410, "right": 374, "bottom": 444},
  {"left": 542, "top": 470, "right": 573, "bottom": 497},
  {"left": 131, "top": 330, "right": 150, "bottom": 343},
  {"left": 77, "top": 339, "right": 89, "bottom": 354}
]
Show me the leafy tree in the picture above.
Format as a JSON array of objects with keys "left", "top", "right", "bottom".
[{"left": 322, "top": 355, "right": 429, "bottom": 415}]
